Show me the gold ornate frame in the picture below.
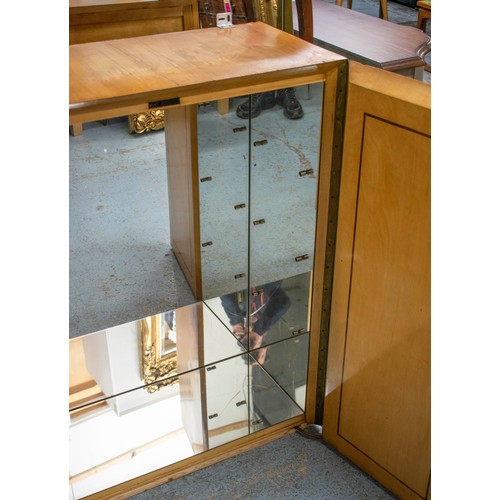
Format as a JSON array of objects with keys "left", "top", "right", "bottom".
[
  {"left": 129, "top": 110, "right": 166, "bottom": 134},
  {"left": 139, "top": 313, "right": 178, "bottom": 392}
]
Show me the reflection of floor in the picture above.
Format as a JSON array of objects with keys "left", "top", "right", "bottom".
[
  {"left": 69, "top": 86, "right": 321, "bottom": 338},
  {"left": 198, "top": 85, "right": 322, "bottom": 299},
  {"left": 69, "top": 119, "right": 195, "bottom": 338}
]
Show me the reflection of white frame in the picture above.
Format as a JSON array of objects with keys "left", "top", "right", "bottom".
[
  {"left": 139, "top": 314, "right": 178, "bottom": 393},
  {"left": 161, "top": 311, "right": 177, "bottom": 357}
]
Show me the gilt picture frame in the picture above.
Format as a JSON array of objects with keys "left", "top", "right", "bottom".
[{"left": 139, "top": 312, "right": 178, "bottom": 393}]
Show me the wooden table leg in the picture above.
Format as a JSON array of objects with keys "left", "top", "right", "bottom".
[
  {"left": 70, "top": 123, "right": 83, "bottom": 136},
  {"left": 217, "top": 99, "right": 229, "bottom": 115}
]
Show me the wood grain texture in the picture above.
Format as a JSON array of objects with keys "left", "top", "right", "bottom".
[
  {"left": 69, "top": 0, "right": 199, "bottom": 44},
  {"left": 69, "top": 22, "right": 346, "bottom": 121},
  {"left": 164, "top": 105, "right": 202, "bottom": 297},
  {"left": 322, "top": 62, "right": 430, "bottom": 500},
  {"left": 313, "top": 3, "right": 430, "bottom": 73}
]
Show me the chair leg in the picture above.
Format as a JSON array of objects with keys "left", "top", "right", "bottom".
[
  {"left": 417, "top": 9, "right": 431, "bottom": 31},
  {"left": 379, "top": 0, "right": 388, "bottom": 20},
  {"left": 335, "top": 0, "right": 352, "bottom": 8}
]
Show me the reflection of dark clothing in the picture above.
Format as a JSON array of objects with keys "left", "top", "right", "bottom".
[{"left": 220, "top": 281, "right": 291, "bottom": 336}]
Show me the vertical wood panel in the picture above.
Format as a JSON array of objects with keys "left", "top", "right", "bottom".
[
  {"left": 322, "top": 62, "right": 430, "bottom": 500},
  {"left": 165, "top": 105, "right": 202, "bottom": 297}
]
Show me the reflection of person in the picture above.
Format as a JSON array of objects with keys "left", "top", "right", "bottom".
[
  {"left": 236, "top": 88, "right": 304, "bottom": 120},
  {"left": 220, "top": 280, "right": 291, "bottom": 364}
]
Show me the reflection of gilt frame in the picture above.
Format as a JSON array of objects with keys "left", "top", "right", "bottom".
[
  {"left": 139, "top": 314, "right": 178, "bottom": 393},
  {"left": 128, "top": 111, "right": 165, "bottom": 134}
]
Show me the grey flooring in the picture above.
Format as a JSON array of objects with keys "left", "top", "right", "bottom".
[{"left": 130, "top": 431, "right": 396, "bottom": 499}]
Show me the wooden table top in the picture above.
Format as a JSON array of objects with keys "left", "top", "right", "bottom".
[
  {"left": 69, "top": 0, "right": 156, "bottom": 8},
  {"left": 69, "top": 22, "right": 346, "bottom": 119},
  {"left": 294, "top": 1, "right": 430, "bottom": 72}
]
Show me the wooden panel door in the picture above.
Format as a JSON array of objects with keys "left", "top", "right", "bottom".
[{"left": 322, "top": 62, "right": 431, "bottom": 500}]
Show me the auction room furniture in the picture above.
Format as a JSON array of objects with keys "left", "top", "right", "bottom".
[
  {"left": 301, "top": 1, "right": 430, "bottom": 80},
  {"left": 417, "top": 0, "right": 431, "bottom": 32},
  {"left": 69, "top": 22, "right": 430, "bottom": 500},
  {"left": 69, "top": 0, "right": 200, "bottom": 135},
  {"left": 335, "top": 0, "right": 388, "bottom": 20}
]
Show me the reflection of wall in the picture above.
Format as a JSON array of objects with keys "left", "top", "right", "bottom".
[
  {"left": 70, "top": 394, "right": 193, "bottom": 499},
  {"left": 83, "top": 322, "right": 178, "bottom": 416},
  {"left": 202, "top": 305, "right": 250, "bottom": 448}
]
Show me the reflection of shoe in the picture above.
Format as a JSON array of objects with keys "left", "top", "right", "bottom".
[
  {"left": 276, "top": 88, "right": 304, "bottom": 119},
  {"left": 236, "top": 92, "right": 275, "bottom": 119}
]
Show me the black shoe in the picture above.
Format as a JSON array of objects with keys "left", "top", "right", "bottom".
[
  {"left": 236, "top": 92, "right": 275, "bottom": 119},
  {"left": 276, "top": 88, "right": 304, "bottom": 119}
]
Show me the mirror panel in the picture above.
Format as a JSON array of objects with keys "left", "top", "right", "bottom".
[
  {"left": 69, "top": 346, "right": 304, "bottom": 499},
  {"left": 197, "top": 99, "right": 250, "bottom": 300},
  {"left": 69, "top": 301, "right": 247, "bottom": 412},
  {"left": 248, "top": 83, "right": 323, "bottom": 289},
  {"left": 250, "top": 332, "right": 310, "bottom": 411}
]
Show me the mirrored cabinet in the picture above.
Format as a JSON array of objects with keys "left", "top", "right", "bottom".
[
  {"left": 69, "top": 22, "right": 344, "bottom": 499},
  {"left": 69, "top": 307, "right": 307, "bottom": 497},
  {"left": 70, "top": 21, "right": 430, "bottom": 500}
]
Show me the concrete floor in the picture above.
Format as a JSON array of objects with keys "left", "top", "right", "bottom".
[{"left": 130, "top": 431, "right": 396, "bottom": 499}]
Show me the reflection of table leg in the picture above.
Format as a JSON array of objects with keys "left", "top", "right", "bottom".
[{"left": 217, "top": 99, "right": 229, "bottom": 115}]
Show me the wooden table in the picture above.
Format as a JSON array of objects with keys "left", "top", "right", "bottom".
[
  {"left": 69, "top": 0, "right": 200, "bottom": 135},
  {"left": 294, "top": 1, "right": 430, "bottom": 80},
  {"left": 69, "top": 22, "right": 345, "bottom": 124}
]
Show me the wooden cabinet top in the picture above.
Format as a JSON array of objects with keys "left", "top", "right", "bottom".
[
  {"left": 70, "top": 0, "right": 160, "bottom": 8},
  {"left": 69, "top": 22, "right": 346, "bottom": 120}
]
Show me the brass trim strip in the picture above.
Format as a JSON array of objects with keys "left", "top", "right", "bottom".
[{"left": 314, "top": 59, "right": 348, "bottom": 425}]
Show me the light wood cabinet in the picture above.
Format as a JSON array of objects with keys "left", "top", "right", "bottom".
[
  {"left": 69, "top": 23, "right": 430, "bottom": 500},
  {"left": 69, "top": 0, "right": 199, "bottom": 44},
  {"left": 322, "top": 62, "right": 431, "bottom": 499},
  {"left": 69, "top": 0, "right": 200, "bottom": 135}
]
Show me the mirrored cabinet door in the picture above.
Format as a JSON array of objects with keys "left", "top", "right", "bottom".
[
  {"left": 247, "top": 83, "right": 324, "bottom": 349},
  {"left": 70, "top": 327, "right": 305, "bottom": 499},
  {"left": 197, "top": 100, "right": 250, "bottom": 300},
  {"left": 71, "top": 83, "right": 327, "bottom": 500},
  {"left": 248, "top": 84, "right": 323, "bottom": 284}
]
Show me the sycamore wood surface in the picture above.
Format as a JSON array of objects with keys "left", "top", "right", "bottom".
[
  {"left": 69, "top": 22, "right": 346, "bottom": 123},
  {"left": 322, "top": 61, "right": 430, "bottom": 500}
]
